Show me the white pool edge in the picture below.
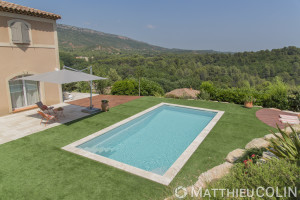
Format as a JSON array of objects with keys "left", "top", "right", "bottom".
[{"left": 62, "top": 102, "right": 224, "bottom": 185}]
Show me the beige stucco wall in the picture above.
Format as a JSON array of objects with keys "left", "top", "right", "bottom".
[
  {"left": 0, "top": 16, "right": 9, "bottom": 43},
  {"left": 0, "top": 12, "right": 62, "bottom": 116}
]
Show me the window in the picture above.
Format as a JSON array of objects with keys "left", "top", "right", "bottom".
[
  {"left": 9, "top": 75, "right": 40, "bottom": 109},
  {"left": 8, "top": 20, "right": 31, "bottom": 44}
]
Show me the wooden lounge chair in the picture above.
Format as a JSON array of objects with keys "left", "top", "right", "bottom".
[
  {"left": 36, "top": 101, "right": 54, "bottom": 114},
  {"left": 37, "top": 111, "right": 57, "bottom": 126}
]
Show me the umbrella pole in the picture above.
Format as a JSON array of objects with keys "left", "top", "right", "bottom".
[
  {"left": 90, "top": 66, "right": 93, "bottom": 109},
  {"left": 60, "top": 65, "right": 103, "bottom": 114}
]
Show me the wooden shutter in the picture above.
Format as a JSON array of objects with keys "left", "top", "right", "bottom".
[
  {"left": 10, "top": 22, "right": 23, "bottom": 43},
  {"left": 21, "top": 23, "right": 30, "bottom": 44}
]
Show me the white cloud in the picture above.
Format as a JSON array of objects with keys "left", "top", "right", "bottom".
[{"left": 146, "top": 24, "right": 155, "bottom": 29}]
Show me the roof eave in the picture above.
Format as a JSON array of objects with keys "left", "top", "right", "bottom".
[{"left": 0, "top": 8, "right": 61, "bottom": 20}]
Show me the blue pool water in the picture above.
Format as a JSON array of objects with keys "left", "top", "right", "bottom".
[{"left": 78, "top": 105, "right": 216, "bottom": 175}]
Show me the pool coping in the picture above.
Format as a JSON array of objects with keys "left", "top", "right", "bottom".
[{"left": 62, "top": 102, "right": 224, "bottom": 185}]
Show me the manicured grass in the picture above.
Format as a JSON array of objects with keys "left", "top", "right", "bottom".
[{"left": 0, "top": 97, "right": 275, "bottom": 199}]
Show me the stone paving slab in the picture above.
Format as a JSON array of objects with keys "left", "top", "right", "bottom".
[
  {"left": 0, "top": 103, "right": 90, "bottom": 145},
  {"left": 0, "top": 95, "right": 142, "bottom": 145}
]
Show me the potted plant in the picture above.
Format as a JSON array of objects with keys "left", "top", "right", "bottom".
[
  {"left": 244, "top": 96, "right": 256, "bottom": 108},
  {"left": 101, "top": 100, "right": 110, "bottom": 112}
]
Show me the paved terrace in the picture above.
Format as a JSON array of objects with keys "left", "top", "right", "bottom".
[
  {"left": 0, "top": 94, "right": 141, "bottom": 145},
  {"left": 256, "top": 108, "right": 299, "bottom": 129},
  {"left": 0, "top": 103, "right": 89, "bottom": 145}
]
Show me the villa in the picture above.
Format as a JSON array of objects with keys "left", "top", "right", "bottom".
[{"left": 0, "top": 1, "right": 62, "bottom": 116}]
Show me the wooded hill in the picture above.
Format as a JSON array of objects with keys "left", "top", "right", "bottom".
[{"left": 57, "top": 24, "right": 219, "bottom": 54}]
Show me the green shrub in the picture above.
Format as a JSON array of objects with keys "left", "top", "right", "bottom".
[
  {"left": 111, "top": 79, "right": 137, "bottom": 95},
  {"left": 210, "top": 88, "right": 252, "bottom": 104},
  {"left": 200, "top": 81, "right": 215, "bottom": 96},
  {"left": 288, "top": 89, "right": 300, "bottom": 112},
  {"left": 111, "top": 79, "right": 164, "bottom": 96},
  {"left": 62, "top": 82, "right": 77, "bottom": 92},
  {"left": 94, "top": 79, "right": 110, "bottom": 94},
  {"left": 198, "top": 89, "right": 210, "bottom": 100},
  {"left": 197, "top": 77, "right": 300, "bottom": 111},
  {"left": 199, "top": 85, "right": 268, "bottom": 106},
  {"left": 207, "top": 159, "right": 300, "bottom": 199},
  {"left": 153, "top": 92, "right": 164, "bottom": 98},
  {"left": 139, "top": 79, "right": 164, "bottom": 96},
  {"left": 75, "top": 81, "right": 90, "bottom": 93},
  {"left": 262, "top": 77, "right": 288, "bottom": 110},
  {"left": 243, "top": 96, "right": 256, "bottom": 103}
]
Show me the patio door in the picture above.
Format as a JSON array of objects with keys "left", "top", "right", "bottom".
[{"left": 9, "top": 75, "right": 40, "bottom": 109}]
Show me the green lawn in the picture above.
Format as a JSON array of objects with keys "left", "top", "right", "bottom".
[{"left": 0, "top": 97, "right": 276, "bottom": 200}]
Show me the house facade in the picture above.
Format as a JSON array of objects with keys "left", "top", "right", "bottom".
[{"left": 0, "top": 1, "right": 62, "bottom": 116}]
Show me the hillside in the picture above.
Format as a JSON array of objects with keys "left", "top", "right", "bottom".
[
  {"left": 57, "top": 24, "right": 167, "bottom": 52},
  {"left": 57, "top": 24, "right": 219, "bottom": 54}
]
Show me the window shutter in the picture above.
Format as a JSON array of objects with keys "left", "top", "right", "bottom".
[
  {"left": 21, "top": 23, "right": 30, "bottom": 44},
  {"left": 11, "top": 22, "right": 23, "bottom": 43}
]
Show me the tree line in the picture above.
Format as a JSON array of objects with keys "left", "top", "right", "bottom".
[{"left": 60, "top": 46, "right": 300, "bottom": 92}]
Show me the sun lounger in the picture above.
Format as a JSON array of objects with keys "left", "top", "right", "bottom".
[
  {"left": 37, "top": 111, "right": 57, "bottom": 126},
  {"left": 36, "top": 101, "right": 54, "bottom": 114}
]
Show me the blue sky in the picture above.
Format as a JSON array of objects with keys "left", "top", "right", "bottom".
[{"left": 8, "top": 0, "right": 300, "bottom": 52}]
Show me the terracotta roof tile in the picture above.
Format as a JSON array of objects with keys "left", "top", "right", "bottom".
[{"left": 0, "top": 1, "right": 61, "bottom": 20}]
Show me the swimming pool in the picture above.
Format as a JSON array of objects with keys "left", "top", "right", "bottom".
[{"left": 63, "top": 103, "right": 224, "bottom": 185}]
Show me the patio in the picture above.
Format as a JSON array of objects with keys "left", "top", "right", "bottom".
[
  {"left": 0, "top": 103, "right": 90, "bottom": 145},
  {"left": 0, "top": 94, "right": 142, "bottom": 145},
  {"left": 256, "top": 108, "right": 299, "bottom": 129}
]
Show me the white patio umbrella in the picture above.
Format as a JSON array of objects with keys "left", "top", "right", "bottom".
[
  {"left": 18, "top": 66, "right": 107, "bottom": 113},
  {"left": 20, "top": 69, "right": 106, "bottom": 84}
]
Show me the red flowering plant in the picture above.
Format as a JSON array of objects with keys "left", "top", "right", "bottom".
[
  {"left": 234, "top": 148, "right": 266, "bottom": 164},
  {"left": 233, "top": 148, "right": 267, "bottom": 175},
  {"left": 244, "top": 154, "right": 259, "bottom": 166},
  {"left": 242, "top": 153, "right": 263, "bottom": 176},
  {"left": 243, "top": 154, "right": 257, "bottom": 167},
  {"left": 243, "top": 159, "right": 251, "bottom": 166}
]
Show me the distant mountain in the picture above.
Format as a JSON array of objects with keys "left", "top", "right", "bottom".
[
  {"left": 57, "top": 24, "right": 220, "bottom": 54},
  {"left": 57, "top": 24, "right": 167, "bottom": 52}
]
